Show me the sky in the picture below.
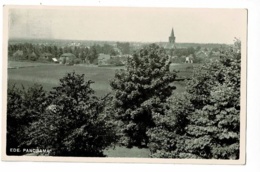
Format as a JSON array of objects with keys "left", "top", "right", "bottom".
[{"left": 7, "top": 6, "right": 247, "bottom": 44}]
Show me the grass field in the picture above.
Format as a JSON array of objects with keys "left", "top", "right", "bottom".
[
  {"left": 8, "top": 63, "right": 122, "bottom": 97},
  {"left": 8, "top": 61, "right": 53, "bottom": 68},
  {"left": 8, "top": 61, "right": 198, "bottom": 96},
  {"left": 104, "top": 146, "right": 150, "bottom": 158}
]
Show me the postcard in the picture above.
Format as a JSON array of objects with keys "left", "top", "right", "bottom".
[{"left": 2, "top": 5, "right": 247, "bottom": 164}]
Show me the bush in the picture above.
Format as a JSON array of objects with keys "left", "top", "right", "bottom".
[
  {"left": 25, "top": 72, "right": 118, "bottom": 156},
  {"left": 110, "top": 44, "right": 176, "bottom": 147},
  {"left": 29, "top": 55, "right": 38, "bottom": 61},
  {"left": 74, "top": 58, "right": 81, "bottom": 64}
]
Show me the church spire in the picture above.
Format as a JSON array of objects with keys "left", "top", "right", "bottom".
[
  {"left": 169, "top": 27, "right": 176, "bottom": 44},
  {"left": 171, "top": 28, "right": 174, "bottom": 37}
]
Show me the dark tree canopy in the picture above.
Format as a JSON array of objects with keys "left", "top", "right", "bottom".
[
  {"left": 7, "top": 84, "right": 48, "bottom": 155},
  {"left": 147, "top": 41, "right": 241, "bottom": 159},
  {"left": 110, "top": 44, "right": 176, "bottom": 147},
  {"left": 20, "top": 72, "right": 117, "bottom": 156}
]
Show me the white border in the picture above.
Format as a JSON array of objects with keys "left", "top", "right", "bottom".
[{"left": 1, "top": 0, "right": 259, "bottom": 171}]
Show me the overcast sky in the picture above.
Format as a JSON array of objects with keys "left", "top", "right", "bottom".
[{"left": 7, "top": 6, "right": 247, "bottom": 44}]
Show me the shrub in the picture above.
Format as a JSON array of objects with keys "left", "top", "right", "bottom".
[{"left": 74, "top": 58, "right": 81, "bottom": 64}]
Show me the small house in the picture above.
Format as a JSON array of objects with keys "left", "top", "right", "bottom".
[
  {"left": 185, "top": 54, "right": 194, "bottom": 63},
  {"left": 29, "top": 52, "right": 38, "bottom": 61},
  {"left": 40, "top": 53, "right": 53, "bottom": 61},
  {"left": 12, "top": 50, "right": 24, "bottom": 60},
  {"left": 195, "top": 50, "right": 208, "bottom": 59},
  {"left": 98, "top": 53, "right": 110, "bottom": 66},
  {"left": 59, "top": 53, "right": 76, "bottom": 65}
]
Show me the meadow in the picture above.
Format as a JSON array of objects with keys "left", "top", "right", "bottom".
[
  {"left": 8, "top": 61, "right": 197, "bottom": 97},
  {"left": 8, "top": 63, "right": 122, "bottom": 97}
]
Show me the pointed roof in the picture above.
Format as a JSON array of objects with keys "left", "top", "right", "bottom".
[{"left": 171, "top": 28, "right": 175, "bottom": 37}]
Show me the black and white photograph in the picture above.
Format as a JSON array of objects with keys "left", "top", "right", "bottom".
[{"left": 2, "top": 5, "right": 247, "bottom": 164}]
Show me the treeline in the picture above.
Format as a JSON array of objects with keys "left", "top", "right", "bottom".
[
  {"left": 8, "top": 42, "right": 132, "bottom": 64},
  {"left": 169, "top": 46, "right": 224, "bottom": 64},
  {"left": 174, "top": 42, "right": 229, "bottom": 49},
  {"left": 7, "top": 42, "right": 241, "bottom": 158}
]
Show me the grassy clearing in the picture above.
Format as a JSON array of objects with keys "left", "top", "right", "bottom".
[
  {"left": 8, "top": 61, "right": 197, "bottom": 97},
  {"left": 8, "top": 61, "right": 54, "bottom": 68},
  {"left": 104, "top": 146, "right": 150, "bottom": 158},
  {"left": 170, "top": 63, "right": 200, "bottom": 78},
  {"left": 8, "top": 62, "right": 119, "bottom": 97}
]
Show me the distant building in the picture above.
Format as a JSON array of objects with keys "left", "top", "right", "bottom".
[
  {"left": 40, "top": 53, "right": 53, "bottom": 61},
  {"left": 59, "top": 53, "right": 76, "bottom": 65},
  {"left": 29, "top": 52, "right": 38, "bottom": 61},
  {"left": 165, "top": 28, "right": 176, "bottom": 50},
  {"left": 169, "top": 28, "right": 176, "bottom": 44},
  {"left": 12, "top": 50, "right": 24, "bottom": 59},
  {"left": 52, "top": 58, "right": 58, "bottom": 63},
  {"left": 195, "top": 50, "right": 208, "bottom": 59},
  {"left": 185, "top": 54, "right": 194, "bottom": 63},
  {"left": 113, "top": 47, "right": 122, "bottom": 55},
  {"left": 110, "top": 54, "right": 132, "bottom": 66},
  {"left": 164, "top": 28, "right": 177, "bottom": 61},
  {"left": 98, "top": 53, "right": 111, "bottom": 66},
  {"left": 211, "top": 51, "right": 220, "bottom": 57}
]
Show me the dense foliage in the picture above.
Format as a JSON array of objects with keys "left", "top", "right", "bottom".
[
  {"left": 110, "top": 44, "right": 176, "bottom": 147},
  {"left": 25, "top": 72, "right": 117, "bottom": 156},
  {"left": 147, "top": 42, "right": 241, "bottom": 159},
  {"left": 8, "top": 42, "right": 130, "bottom": 64},
  {"left": 7, "top": 72, "right": 117, "bottom": 156},
  {"left": 7, "top": 84, "right": 48, "bottom": 155}
]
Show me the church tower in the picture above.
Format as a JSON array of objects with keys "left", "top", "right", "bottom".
[{"left": 169, "top": 28, "right": 176, "bottom": 44}]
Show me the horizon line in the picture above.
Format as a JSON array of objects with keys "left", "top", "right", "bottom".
[{"left": 8, "top": 37, "right": 233, "bottom": 45}]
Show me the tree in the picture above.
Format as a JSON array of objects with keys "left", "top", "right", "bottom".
[
  {"left": 7, "top": 84, "right": 48, "bottom": 155},
  {"left": 196, "top": 46, "right": 201, "bottom": 51},
  {"left": 183, "top": 47, "right": 241, "bottom": 159},
  {"left": 147, "top": 41, "right": 241, "bottom": 159},
  {"left": 110, "top": 44, "right": 176, "bottom": 147},
  {"left": 88, "top": 46, "right": 98, "bottom": 64},
  {"left": 147, "top": 93, "right": 193, "bottom": 158},
  {"left": 25, "top": 72, "right": 117, "bottom": 156},
  {"left": 116, "top": 42, "right": 131, "bottom": 54}
]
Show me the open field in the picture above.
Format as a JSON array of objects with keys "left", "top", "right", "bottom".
[
  {"left": 8, "top": 61, "right": 53, "bottom": 68},
  {"left": 8, "top": 63, "right": 118, "bottom": 97},
  {"left": 8, "top": 61, "right": 198, "bottom": 97},
  {"left": 104, "top": 146, "right": 150, "bottom": 158}
]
